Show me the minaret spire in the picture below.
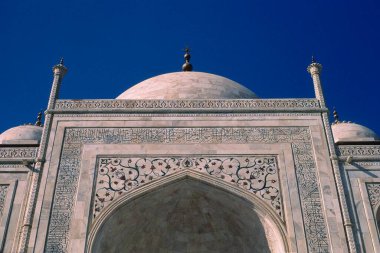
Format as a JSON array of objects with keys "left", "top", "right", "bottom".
[
  {"left": 307, "top": 56, "right": 357, "bottom": 252},
  {"left": 182, "top": 47, "right": 193, "bottom": 71},
  {"left": 17, "top": 58, "right": 68, "bottom": 252},
  {"left": 48, "top": 58, "right": 67, "bottom": 110},
  {"left": 307, "top": 56, "right": 325, "bottom": 107}
]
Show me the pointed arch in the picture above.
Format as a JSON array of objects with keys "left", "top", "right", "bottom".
[
  {"left": 375, "top": 203, "right": 380, "bottom": 236},
  {"left": 87, "top": 170, "right": 288, "bottom": 253}
]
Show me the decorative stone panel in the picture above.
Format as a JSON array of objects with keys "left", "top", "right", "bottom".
[
  {"left": 353, "top": 161, "right": 380, "bottom": 166},
  {"left": 0, "top": 182, "right": 18, "bottom": 252},
  {"left": 0, "top": 185, "right": 8, "bottom": 217},
  {"left": 292, "top": 143, "right": 330, "bottom": 252},
  {"left": 45, "top": 127, "right": 329, "bottom": 253},
  {"left": 54, "top": 99, "right": 321, "bottom": 112},
  {"left": 94, "top": 156, "right": 281, "bottom": 218},
  {"left": 338, "top": 145, "right": 380, "bottom": 157},
  {"left": 367, "top": 183, "right": 380, "bottom": 210},
  {"left": 0, "top": 147, "right": 38, "bottom": 160},
  {"left": 366, "top": 182, "right": 380, "bottom": 241}
]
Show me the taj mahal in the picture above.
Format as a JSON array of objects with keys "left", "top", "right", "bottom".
[{"left": 0, "top": 51, "right": 379, "bottom": 253}]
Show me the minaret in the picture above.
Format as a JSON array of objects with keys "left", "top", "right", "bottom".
[
  {"left": 307, "top": 56, "right": 325, "bottom": 107},
  {"left": 48, "top": 58, "right": 67, "bottom": 110},
  {"left": 17, "top": 58, "right": 67, "bottom": 253},
  {"left": 307, "top": 57, "right": 357, "bottom": 252},
  {"left": 182, "top": 47, "right": 193, "bottom": 71}
]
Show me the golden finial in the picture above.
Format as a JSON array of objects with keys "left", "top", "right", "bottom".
[
  {"left": 35, "top": 111, "right": 43, "bottom": 127},
  {"left": 182, "top": 47, "right": 193, "bottom": 71}
]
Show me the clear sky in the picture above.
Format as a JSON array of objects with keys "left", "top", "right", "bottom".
[{"left": 1, "top": 0, "right": 379, "bottom": 134}]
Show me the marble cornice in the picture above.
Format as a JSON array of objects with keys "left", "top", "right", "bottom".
[{"left": 52, "top": 99, "right": 324, "bottom": 114}]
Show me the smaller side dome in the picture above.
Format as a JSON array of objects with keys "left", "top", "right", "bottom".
[
  {"left": 331, "top": 122, "right": 379, "bottom": 143},
  {"left": 0, "top": 125, "right": 43, "bottom": 145}
]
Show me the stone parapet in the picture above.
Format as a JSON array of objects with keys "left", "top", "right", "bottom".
[{"left": 53, "top": 99, "right": 323, "bottom": 113}]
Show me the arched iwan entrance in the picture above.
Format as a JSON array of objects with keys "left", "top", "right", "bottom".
[{"left": 88, "top": 171, "right": 287, "bottom": 253}]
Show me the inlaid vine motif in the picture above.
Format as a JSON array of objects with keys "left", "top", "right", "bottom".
[{"left": 94, "top": 156, "right": 280, "bottom": 217}]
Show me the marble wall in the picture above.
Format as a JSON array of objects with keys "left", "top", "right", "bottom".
[
  {"left": 25, "top": 110, "right": 345, "bottom": 253},
  {"left": 0, "top": 148, "right": 35, "bottom": 252},
  {"left": 1, "top": 100, "right": 371, "bottom": 252},
  {"left": 337, "top": 145, "right": 380, "bottom": 253}
]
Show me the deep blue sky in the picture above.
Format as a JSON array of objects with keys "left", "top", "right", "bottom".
[{"left": 1, "top": 0, "right": 379, "bottom": 134}]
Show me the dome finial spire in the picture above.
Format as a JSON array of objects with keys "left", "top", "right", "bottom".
[
  {"left": 35, "top": 111, "right": 43, "bottom": 127},
  {"left": 333, "top": 107, "right": 340, "bottom": 124},
  {"left": 182, "top": 47, "right": 193, "bottom": 71}
]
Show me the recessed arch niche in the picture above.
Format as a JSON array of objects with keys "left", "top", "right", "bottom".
[
  {"left": 376, "top": 205, "right": 380, "bottom": 233},
  {"left": 88, "top": 173, "right": 287, "bottom": 253}
]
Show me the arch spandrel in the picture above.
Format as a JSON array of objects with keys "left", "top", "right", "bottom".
[
  {"left": 88, "top": 170, "right": 288, "bottom": 253},
  {"left": 92, "top": 156, "right": 283, "bottom": 220}
]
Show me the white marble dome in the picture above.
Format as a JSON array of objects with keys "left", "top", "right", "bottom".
[
  {"left": 331, "top": 122, "right": 379, "bottom": 142},
  {"left": 0, "top": 125, "right": 43, "bottom": 145},
  {"left": 116, "top": 72, "right": 258, "bottom": 99}
]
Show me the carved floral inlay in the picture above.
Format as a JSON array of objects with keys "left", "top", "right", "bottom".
[{"left": 94, "top": 156, "right": 281, "bottom": 217}]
